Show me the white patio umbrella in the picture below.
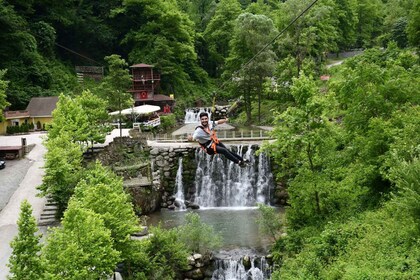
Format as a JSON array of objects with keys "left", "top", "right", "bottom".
[{"left": 109, "top": 104, "right": 161, "bottom": 116}]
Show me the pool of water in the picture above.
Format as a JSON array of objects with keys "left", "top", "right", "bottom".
[{"left": 147, "top": 207, "right": 283, "bottom": 254}]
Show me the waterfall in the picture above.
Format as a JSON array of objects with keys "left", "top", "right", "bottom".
[
  {"left": 184, "top": 107, "right": 212, "bottom": 123},
  {"left": 174, "top": 158, "right": 186, "bottom": 209},
  {"left": 192, "top": 145, "right": 274, "bottom": 208},
  {"left": 212, "top": 257, "right": 270, "bottom": 280}
]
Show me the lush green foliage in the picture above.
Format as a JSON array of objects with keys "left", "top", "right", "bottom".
[
  {"left": 125, "top": 226, "right": 189, "bottom": 280},
  {"left": 0, "top": 70, "right": 10, "bottom": 120},
  {"left": 43, "top": 200, "right": 120, "bottom": 280},
  {"left": 224, "top": 12, "right": 277, "bottom": 123},
  {"left": 48, "top": 91, "right": 110, "bottom": 147},
  {"left": 39, "top": 133, "right": 84, "bottom": 215},
  {"left": 98, "top": 54, "right": 133, "bottom": 112},
  {"left": 256, "top": 204, "right": 283, "bottom": 242},
  {"left": 73, "top": 161, "right": 140, "bottom": 257},
  {"left": 177, "top": 212, "right": 222, "bottom": 254},
  {"left": 39, "top": 91, "right": 110, "bottom": 215},
  {"left": 265, "top": 46, "right": 420, "bottom": 278},
  {"left": 2, "top": 0, "right": 417, "bottom": 112},
  {"left": 7, "top": 200, "right": 44, "bottom": 280}
]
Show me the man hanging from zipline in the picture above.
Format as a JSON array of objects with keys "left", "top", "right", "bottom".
[{"left": 187, "top": 112, "right": 249, "bottom": 167}]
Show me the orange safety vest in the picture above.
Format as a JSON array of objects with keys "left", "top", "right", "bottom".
[{"left": 196, "top": 125, "right": 220, "bottom": 154}]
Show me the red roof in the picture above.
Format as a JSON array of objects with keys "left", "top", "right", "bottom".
[{"left": 130, "top": 63, "right": 154, "bottom": 68}]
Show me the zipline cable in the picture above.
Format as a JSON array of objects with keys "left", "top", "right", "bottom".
[
  {"left": 32, "top": 33, "right": 103, "bottom": 66},
  {"left": 216, "top": 0, "right": 320, "bottom": 97}
]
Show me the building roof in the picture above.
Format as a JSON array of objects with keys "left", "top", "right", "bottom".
[
  {"left": 153, "top": 94, "right": 173, "bottom": 102},
  {"left": 5, "top": 110, "right": 30, "bottom": 119},
  {"left": 26, "top": 96, "right": 59, "bottom": 117},
  {"left": 130, "top": 63, "right": 155, "bottom": 68}
]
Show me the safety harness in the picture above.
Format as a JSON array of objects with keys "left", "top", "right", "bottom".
[{"left": 195, "top": 125, "right": 220, "bottom": 154}]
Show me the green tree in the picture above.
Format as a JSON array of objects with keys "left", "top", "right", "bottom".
[
  {"left": 144, "top": 226, "right": 189, "bottom": 279},
  {"left": 177, "top": 0, "right": 217, "bottom": 32},
  {"left": 355, "top": 0, "right": 384, "bottom": 47},
  {"left": 47, "top": 91, "right": 110, "bottom": 149},
  {"left": 177, "top": 212, "right": 222, "bottom": 254},
  {"left": 224, "top": 12, "right": 277, "bottom": 123},
  {"left": 76, "top": 90, "right": 111, "bottom": 148},
  {"left": 118, "top": 0, "right": 209, "bottom": 97},
  {"left": 46, "top": 93, "right": 88, "bottom": 142},
  {"left": 43, "top": 201, "right": 120, "bottom": 280},
  {"left": 256, "top": 204, "right": 282, "bottom": 242},
  {"left": 333, "top": 0, "right": 358, "bottom": 50},
  {"left": 99, "top": 54, "right": 132, "bottom": 136},
  {"left": 407, "top": 0, "right": 420, "bottom": 47},
  {"left": 0, "top": 69, "right": 10, "bottom": 121},
  {"left": 73, "top": 161, "right": 140, "bottom": 257},
  {"left": 7, "top": 200, "right": 44, "bottom": 280},
  {"left": 0, "top": 1, "right": 53, "bottom": 109},
  {"left": 203, "top": 0, "right": 242, "bottom": 77},
  {"left": 39, "top": 133, "right": 83, "bottom": 215},
  {"left": 275, "top": 0, "right": 339, "bottom": 74},
  {"left": 100, "top": 54, "right": 132, "bottom": 112}
]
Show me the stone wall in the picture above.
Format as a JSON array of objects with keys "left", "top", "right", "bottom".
[
  {"left": 91, "top": 137, "right": 286, "bottom": 213},
  {"left": 149, "top": 146, "right": 197, "bottom": 209}
]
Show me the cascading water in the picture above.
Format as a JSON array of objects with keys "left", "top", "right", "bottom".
[
  {"left": 212, "top": 256, "right": 271, "bottom": 280},
  {"left": 192, "top": 145, "right": 274, "bottom": 207},
  {"left": 184, "top": 107, "right": 212, "bottom": 123},
  {"left": 174, "top": 157, "right": 186, "bottom": 210}
]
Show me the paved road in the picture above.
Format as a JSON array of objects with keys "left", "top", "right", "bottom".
[
  {"left": 0, "top": 133, "right": 47, "bottom": 279},
  {"left": 0, "top": 129, "right": 129, "bottom": 279}
]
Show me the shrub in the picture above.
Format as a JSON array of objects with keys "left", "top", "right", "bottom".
[{"left": 177, "top": 212, "right": 222, "bottom": 254}]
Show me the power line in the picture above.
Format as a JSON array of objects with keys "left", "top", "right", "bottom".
[
  {"left": 219, "top": 0, "right": 319, "bottom": 90},
  {"left": 31, "top": 33, "right": 103, "bottom": 66},
  {"left": 54, "top": 42, "right": 103, "bottom": 66}
]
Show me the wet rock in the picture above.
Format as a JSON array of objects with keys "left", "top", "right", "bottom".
[
  {"left": 195, "top": 262, "right": 204, "bottom": 268},
  {"left": 187, "top": 256, "right": 196, "bottom": 266},
  {"left": 189, "top": 203, "right": 200, "bottom": 210},
  {"left": 242, "top": 255, "right": 251, "bottom": 270},
  {"left": 193, "top": 254, "right": 202, "bottom": 261},
  {"left": 168, "top": 205, "right": 176, "bottom": 210},
  {"left": 131, "top": 226, "right": 148, "bottom": 237},
  {"left": 184, "top": 268, "right": 203, "bottom": 279},
  {"left": 150, "top": 148, "right": 159, "bottom": 155}
]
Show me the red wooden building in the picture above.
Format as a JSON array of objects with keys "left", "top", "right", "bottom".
[{"left": 129, "top": 63, "right": 174, "bottom": 111}]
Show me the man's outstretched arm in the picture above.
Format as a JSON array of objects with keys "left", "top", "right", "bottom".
[{"left": 216, "top": 118, "right": 229, "bottom": 125}]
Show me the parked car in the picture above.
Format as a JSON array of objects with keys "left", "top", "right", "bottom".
[{"left": 0, "top": 159, "right": 5, "bottom": 169}]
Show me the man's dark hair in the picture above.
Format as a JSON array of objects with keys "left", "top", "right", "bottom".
[{"left": 199, "top": 112, "right": 209, "bottom": 119}]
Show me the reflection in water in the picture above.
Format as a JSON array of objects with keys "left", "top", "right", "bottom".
[{"left": 148, "top": 208, "right": 282, "bottom": 253}]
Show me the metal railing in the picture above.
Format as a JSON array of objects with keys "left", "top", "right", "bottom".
[
  {"left": 133, "top": 118, "right": 161, "bottom": 130},
  {"left": 147, "top": 129, "right": 273, "bottom": 142}
]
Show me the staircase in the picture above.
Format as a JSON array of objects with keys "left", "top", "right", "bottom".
[{"left": 38, "top": 196, "right": 59, "bottom": 226}]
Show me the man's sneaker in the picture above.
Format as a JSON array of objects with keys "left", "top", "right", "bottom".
[
  {"left": 238, "top": 161, "right": 246, "bottom": 167},
  {"left": 243, "top": 159, "right": 250, "bottom": 165}
]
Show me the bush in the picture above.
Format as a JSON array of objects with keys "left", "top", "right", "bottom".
[
  {"left": 159, "top": 114, "right": 176, "bottom": 131},
  {"left": 177, "top": 212, "right": 222, "bottom": 254}
]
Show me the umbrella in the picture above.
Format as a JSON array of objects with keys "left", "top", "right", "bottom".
[{"left": 109, "top": 105, "right": 161, "bottom": 116}]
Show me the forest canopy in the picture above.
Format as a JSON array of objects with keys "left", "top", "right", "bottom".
[{"left": 1, "top": 0, "right": 418, "bottom": 111}]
